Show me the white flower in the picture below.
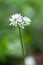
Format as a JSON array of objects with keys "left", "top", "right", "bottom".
[
  {"left": 23, "top": 16, "right": 31, "bottom": 25},
  {"left": 25, "top": 56, "right": 36, "bottom": 65},
  {"left": 9, "top": 13, "right": 31, "bottom": 29}
]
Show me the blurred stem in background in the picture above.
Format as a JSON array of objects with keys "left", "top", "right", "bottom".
[{"left": 19, "top": 27, "right": 25, "bottom": 65}]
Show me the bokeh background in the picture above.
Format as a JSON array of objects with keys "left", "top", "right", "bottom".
[{"left": 0, "top": 0, "right": 43, "bottom": 65}]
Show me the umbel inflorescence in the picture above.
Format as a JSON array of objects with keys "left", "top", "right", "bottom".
[
  {"left": 9, "top": 13, "right": 31, "bottom": 65},
  {"left": 9, "top": 13, "right": 31, "bottom": 29}
]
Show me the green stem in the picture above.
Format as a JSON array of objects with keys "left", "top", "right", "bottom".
[{"left": 19, "top": 27, "right": 25, "bottom": 65}]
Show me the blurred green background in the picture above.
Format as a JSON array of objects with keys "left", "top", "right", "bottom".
[{"left": 0, "top": 0, "right": 43, "bottom": 64}]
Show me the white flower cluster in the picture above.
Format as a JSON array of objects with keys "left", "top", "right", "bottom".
[
  {"left": 9, "top": 13, "right": 31, "bottom": 29},
  {"left": 25, "top": 56, "right": 36, "bottom": 65}
]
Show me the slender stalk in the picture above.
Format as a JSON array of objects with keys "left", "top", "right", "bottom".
[{"left": 19, "top": 27, "right": 25, "bottom": 65}]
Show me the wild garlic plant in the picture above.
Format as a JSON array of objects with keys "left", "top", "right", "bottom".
[{"left": 9, "top": 13, "right": 31, "bottom": 65}]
